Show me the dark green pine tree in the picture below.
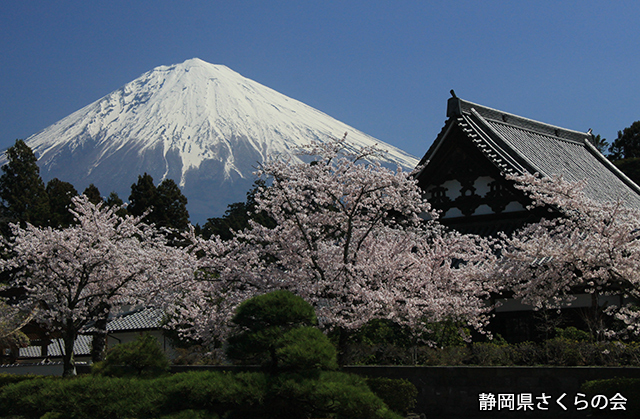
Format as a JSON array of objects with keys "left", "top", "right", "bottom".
[
  {"left": 613, "top": 158, "right": 640, "bottom": 186},
  {"left": 0, "top": 140, "right": 50, "bottom": 231},
  {"left": 128, "top": 173, "right": 157, "bottom": 220},
  {"left": 607, "top": 121, "right": 640, "bottom": 186},
  {"left": 155, "top": 179, "right": 190, "bottom": 231},
  {"left": 201, "top": 179, "right": 275, "bottom": 240},
  {"left": 129, "top": 173, "right": 190, "bottom": 232},
  {"left": 202, "top": 201, "right": 251, "bottom": 241},
  {"left": 105, "top": 191, "right": 123, "bottom": 207},
  {"left": 46, "top": 178, "right": 78, "bottom": 228},
  {"left": 83, "top": 184, "right": 103, "bottom": 205},
  {"left": 609, "top": 121, "right": 640, "bottom": 161},
  {"left": 588, "top": 134, "right": 609, "bottom": 155},
  {"left": 105, "top": 191, "right": 128, "bottom": 217}
]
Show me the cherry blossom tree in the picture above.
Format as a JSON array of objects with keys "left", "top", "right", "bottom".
[
  {"left": 162, "top": 233, "right": 270, "bottom": 345},
  {"left": 173, "top": 138, "right": 497, "bottom": 348},
  {"left": 1, "top": 195, "right": 195, "bottom": 376},
  {"left": 496, "top": 173, "right": 640, "bottom": 337}
]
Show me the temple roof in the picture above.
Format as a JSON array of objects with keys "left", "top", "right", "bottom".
[{"left": 416, "top": 96, "right": 640, "bottom": 209}]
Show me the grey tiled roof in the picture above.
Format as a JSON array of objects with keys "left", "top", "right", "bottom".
[
  {"left": 19, "top": 335, "right": 92, "bottom": 358},
  {"left": 18, "top": 307, "right": 164, "bottom": 359},
  {"left": 419, "top": 97, "right": 640, "bottom": 209},
  {"left": 107, "top": 307, "right": 164, "bottom": 332}
]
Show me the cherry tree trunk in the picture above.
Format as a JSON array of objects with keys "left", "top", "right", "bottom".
[{"left": 62, "top": 320, "right": 77, "bottom": 377}]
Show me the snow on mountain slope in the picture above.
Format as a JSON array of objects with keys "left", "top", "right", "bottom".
[{"left": 14, "top": 58, "right": 419, "bottom": 223}]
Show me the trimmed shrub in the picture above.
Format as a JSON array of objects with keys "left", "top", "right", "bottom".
[
  {"left": 313, "top": 372, "right": 403, "bottom": 419},
  {"left": 172, "top": 344, "right": 222, "bottom": 366},
  {"left": 581, "top": 377, "right": 640, "bottom": 417},
  {"left": 0, "top": 373, "right": 43, "bottom": 388},
  {"left": 470, "top": 342, "right": 514, "bottom": 366},
  {"left": 543, "top": 337, "right": 587, "bottom": 366},
  {"left": 340, "top": 333, "right": 640, "bottom": 366},
  {"left": 0, "top": 375, "right": 58, "bottom": 419},
  {"left": 92, "top": 333, "right": 170, "bottom": 377},
  {"left": 276, "top": 326, "right": 338, "bottom": 372},
  {"left": 0, "top": 375, "right": 163, "bottom": 419},
  {"left": 555, "top": 326, "right": 592, "bottom": 342},
  {"left": 167, "top": 371, "right": 400, "bottom": 419},
  {"left": 159, "top": 410, "right": 219, "bottom": 419},
  {"left": 0, "top": 371, "right": 401, "bottom": 419},
  {"left": 226, "top": 290, "right": 330, "bottom": 372},
  {"left": 509, "top": 341, "right": 541, "bottom": 365},
  {"left": 416, "top": 345, "right": 470, "bottom": 366},
  {"left": 342, "top": 342, "right": 418, "bottom": 366},
  {"left": 264, "top": 372, "right": 402, "bottom": 419},
  {"left": 365, "top": 377, "right": 417, "bottom": 415},
  {"left": 160, "top": 371, "right": 268, "bottom": 414}
]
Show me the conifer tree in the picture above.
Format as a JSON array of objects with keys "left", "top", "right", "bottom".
[
  {"left": 128, "top": 173, "right": 158, "bottom": 219},
  {"left": 609, "top": 121, "right": 640, "bottom": 160},
  {"left": 46, "top": 178, "right": 78, "bottom": 228},
  {"left": 201, "top": 179, "right": 274, "bottom": 240},
  {"left": 607, "top": 121, "right": 640, "bottom": 186},
  {"left": 0, "top": 140, "right": 49, "bottom": 231},
  {"left": 105, "top": 191, "right": 123, "bottom": 207},
  {"left": 82, "top": 184, "right": 103, "bottom": 205},
  {"left": 105, "top": 191, "right": 128, "bottom": 217},
  {"left": 156, "top": 179, "right": 190, "bottom": 231},
  {"left": 129, "top": 174, "right": 190, "bottom": 231}
]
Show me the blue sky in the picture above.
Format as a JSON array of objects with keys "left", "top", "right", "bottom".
[{"left": 1, "top": 1, "right": 639, "bottom": 158}]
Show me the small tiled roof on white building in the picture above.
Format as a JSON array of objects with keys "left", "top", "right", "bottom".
[
  {"left": 106, "top": 307, "right": 164, "bottom": 332},
  {"left": 19, "top": 335, "right": 92, "bottom": 358},
  {"left": 18, "top": 307, "right": 165, "bottom": 360}
]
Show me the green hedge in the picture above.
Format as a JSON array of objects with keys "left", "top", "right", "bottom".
[
  {"left": 0, "top": 371, "right": 404, "bottom": 419},
  {"left": 342, "top": 339, "right": 640, "bottom": 366},
  {"left": 581, "top": 377, "right": 640, "bottom": 417},
  {"left": 365, "top": 377, "right": 417, "bottom": 415},
  {"left": 0, "top": 373, "right": 45, "bottom": 389},
  {"left": 0, "top": 375, "right": 164, "bottom": 419},
  {"left": 160, "top": 371, "right": 268, "bottom": 414}
]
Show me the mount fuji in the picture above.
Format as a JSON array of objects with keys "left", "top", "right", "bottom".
[{"left": 13, "top": 58, "right": 419, "bottom": 223}]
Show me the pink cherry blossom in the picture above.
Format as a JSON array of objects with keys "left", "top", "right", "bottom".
[
  {"left": 497, "top": 173, "right": 640, "bottom": 337},
  {"left": 1, "top": 195, "right": 195, "bottom": 375},
  {"left": 172, "top": 139, "right": 497, "bottom": 346}
]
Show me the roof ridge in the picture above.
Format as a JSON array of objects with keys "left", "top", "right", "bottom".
[
  {"left": 450, "top": 97, "right": 589, "bottom": 141},
  {"left": 490, "top": 117, "right": 586, "bottom": 146}
]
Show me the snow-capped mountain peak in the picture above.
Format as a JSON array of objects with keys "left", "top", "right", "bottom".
[{"left": 17, "top": 58, "right": 419, "bottom": 222}]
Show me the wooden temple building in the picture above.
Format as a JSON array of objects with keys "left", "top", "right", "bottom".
[{"left": 414, "top": 94, "right": 640, "bottom": 341}]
